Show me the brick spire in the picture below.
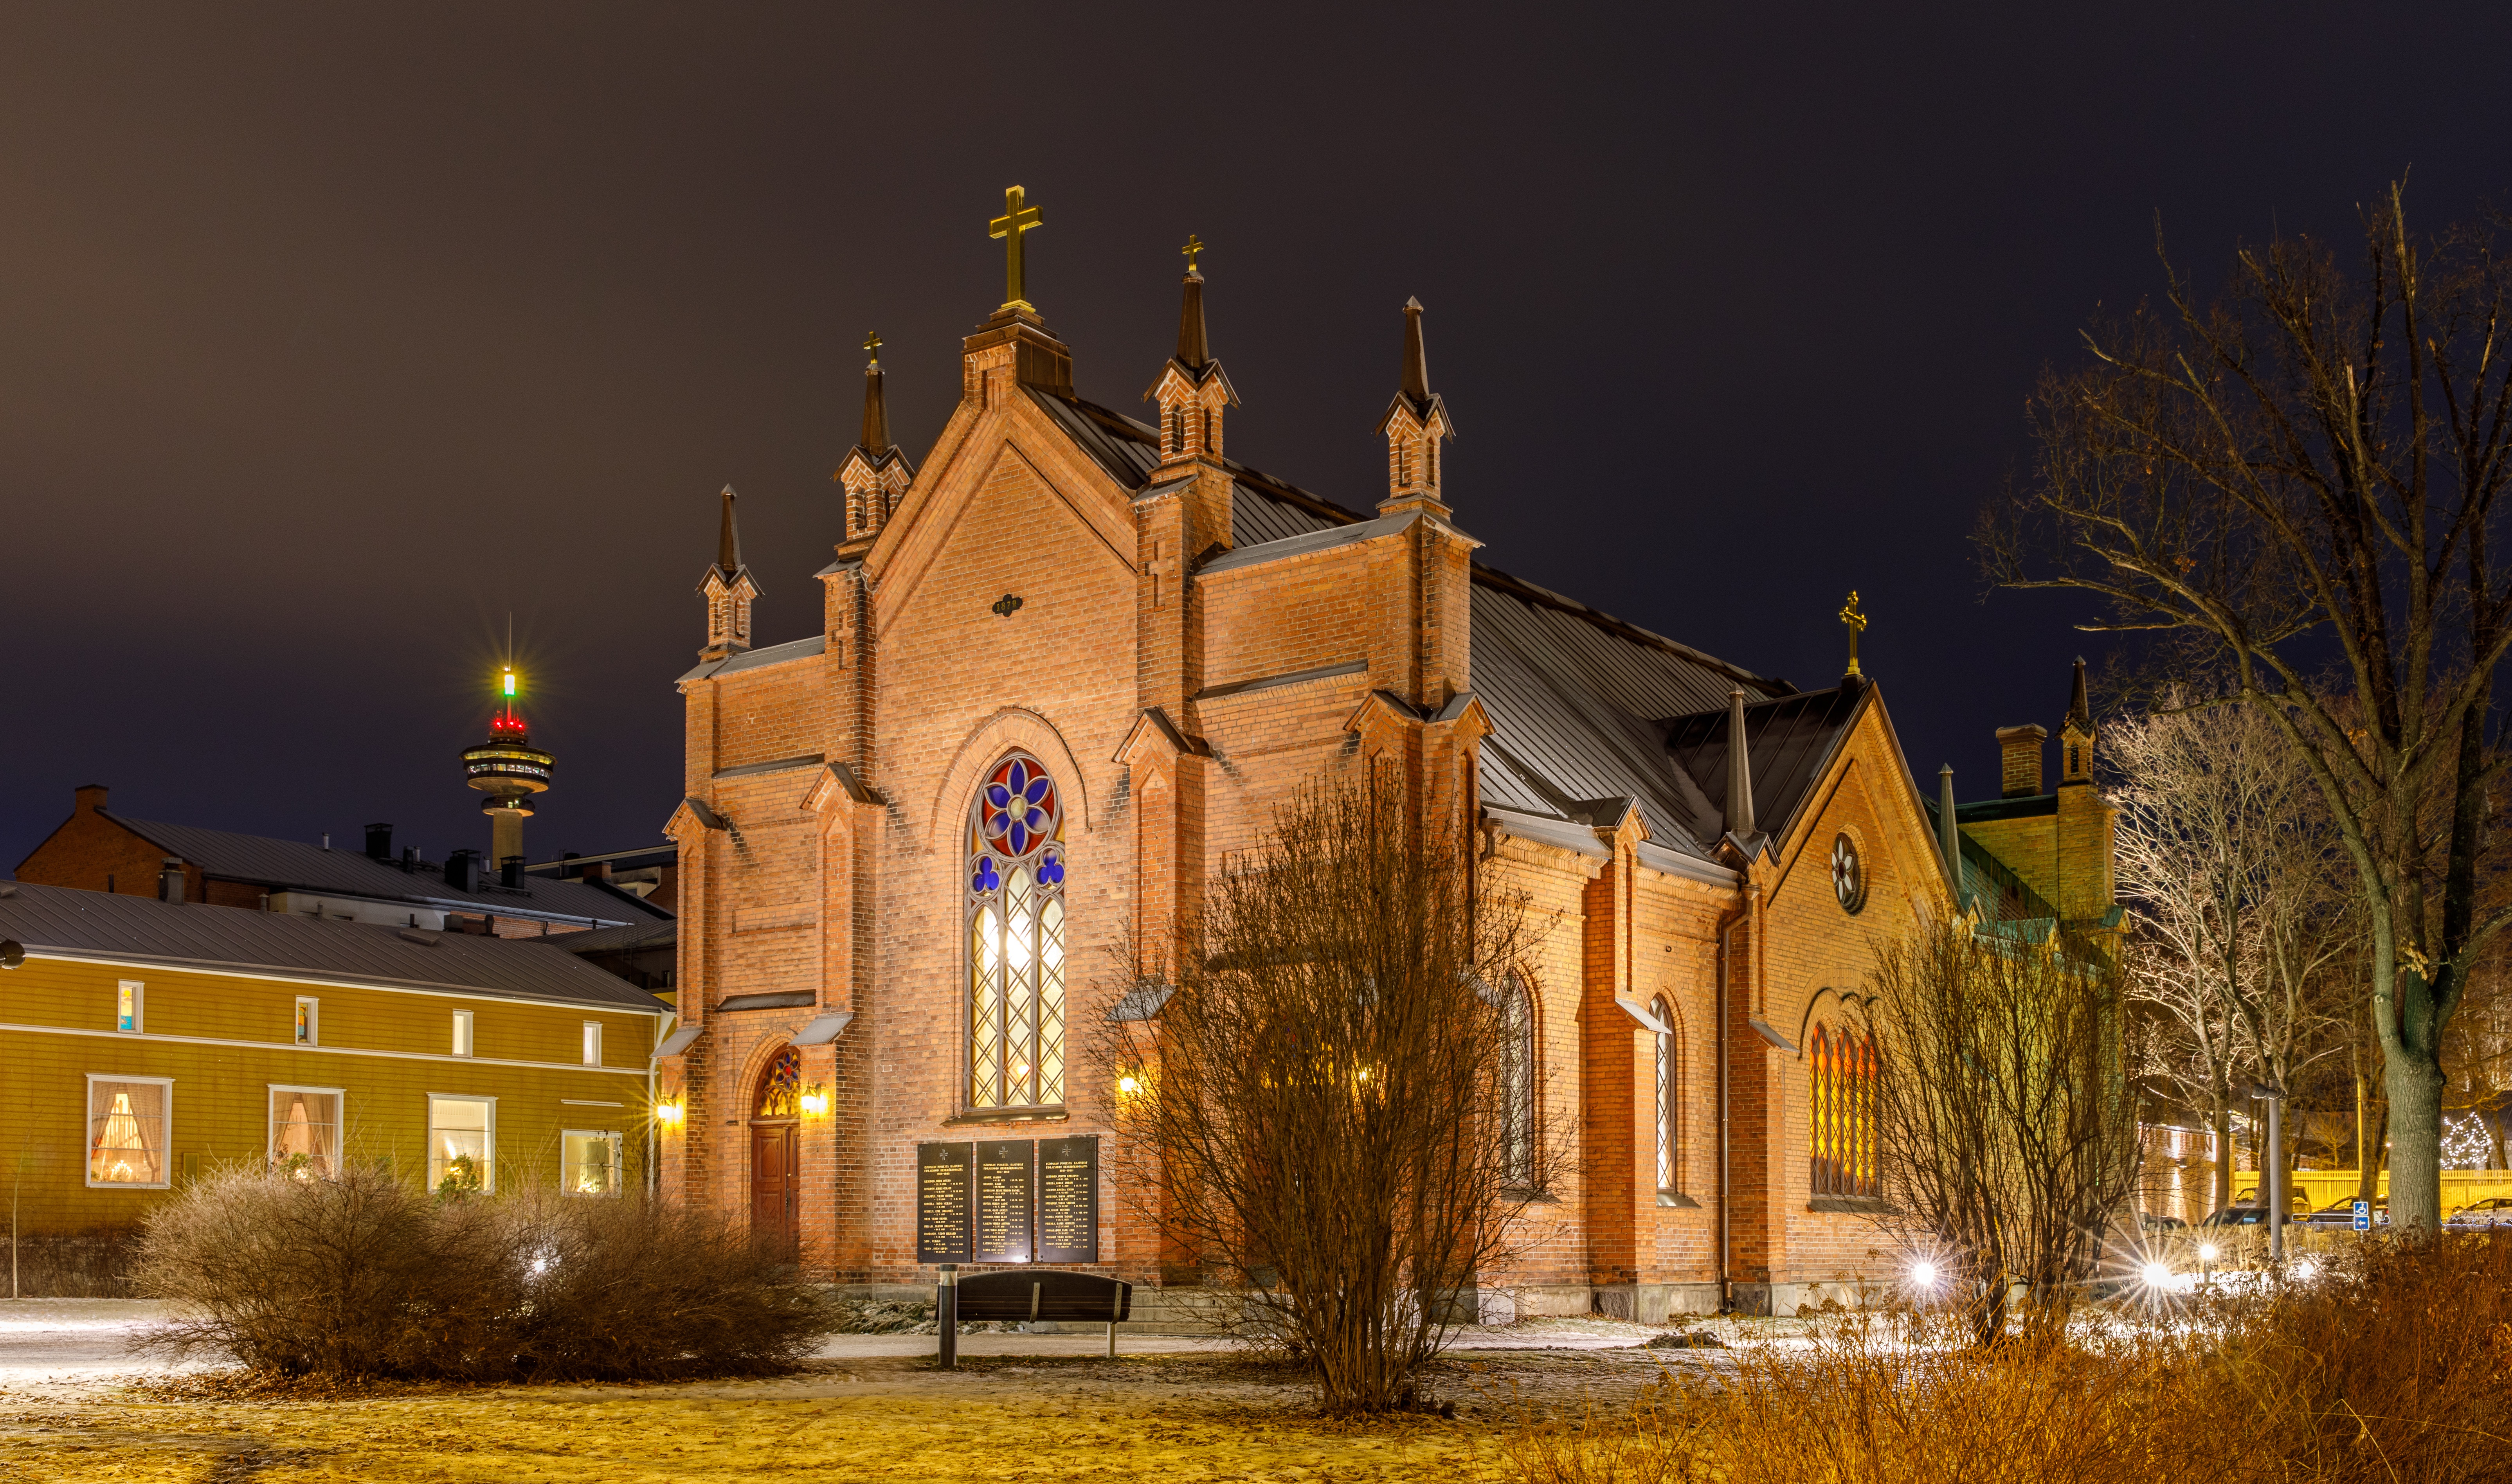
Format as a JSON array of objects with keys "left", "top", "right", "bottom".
[
  {"left": 699, "top": 485, "right": 758, "bottom": 660},
  {"left": 716, "top": 485, "right": 742, "bottom": 576},
  {"left": 1176, "top": 253, "right": 1210, "bottom": 369},
  {"left": 835, "top": 333, "right": 916, "bottom": 550},
  {"left": 1144, "top": 235, "right": 1237, "bottom": 471},
  {"left": 2067, "top": 655, "right": 2089, "bottom": 728},
  {"left": 1375, "top": 297, "right": 1455, "bottom": 513},
  {"left": 859, "top": 334, "right": 891, "bottom": 454}
]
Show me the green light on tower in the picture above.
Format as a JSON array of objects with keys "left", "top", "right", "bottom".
[{"left": 502, "top": 668, "right": 517, "bottom": 698}]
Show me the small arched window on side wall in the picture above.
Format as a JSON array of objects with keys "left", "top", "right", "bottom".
[
  {"left": 1808, "top": 1022, "right": 1879, "bottom": 1200},
  {"left": 1499, "top": 977, "right": 1537, "bottom": 1189},
  {"left": 1651, "top": 995, "right": 1678, "bottom": 1195}
]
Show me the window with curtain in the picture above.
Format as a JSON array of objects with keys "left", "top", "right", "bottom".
[
  {"left": 966, "top": 752, "right": 1068, "bottom": 1110},
  {"left": 562, "top": 1130, "right": 623, "bottom": 1195},
  {"left": 1500, "top": 977, "right": 1536, "bottom": 1187},
  {"left": 87, "top": 1076, "right": 169, "bottom": 1187},
  {"left": 268, "top": 1086, "right": 341, "bottom": 1179},
  {"left": 429, "top": 1095, "right": 494, "bottom": 1194},
  {"left": 1652, "top": 995, "right": 1677, "bottom": 1194},
  {"left": 1808, "top": 1022, "right": 1879, "bottom": 1199}
]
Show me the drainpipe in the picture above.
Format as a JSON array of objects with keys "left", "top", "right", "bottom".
[{"left": 1716, "top": 915, "right": 1738, "bottom": 1310}]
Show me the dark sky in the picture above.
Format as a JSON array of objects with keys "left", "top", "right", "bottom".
[{"left": 4, "top": 4, "right": 2506, "bottom": 873}]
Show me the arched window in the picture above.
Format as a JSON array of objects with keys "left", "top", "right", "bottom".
[
  {"left": 1499, "top": 977, "right": 1536, "bottom": 1187},
  {"left": 1652, "top": 995, "right": 1677, "bottom": 1193},
  {"left": 966, "top": 752, "right": 1068, "bottom": 1109},
  {"left": 1808, "top": 1022, "right": 1879, "bottom": 1199},
  {"left": 755, "top": 1047, "right": 801, "bottom": 1118}
]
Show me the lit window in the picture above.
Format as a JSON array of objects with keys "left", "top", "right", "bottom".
[
  {"left": 451, "top": 1010, "right": 474, "bottom": 1058},
  {"left": 1809, "top": 1022, "right": 1880, "bottom": 1200},
  {"left": 294, "top": 997, "right": 319, "bottom": 1046},
  {"left": 268, "top": 1086, "right": 341, "bottom": 1179},
  {"left": 1652, "top": 995, "right": 1678, "bottom": 1194},
  {"left": 86, "top": 1076, "right": 171, "bottom": 1187},
  {"left": 428, "top": 1095, "right": 493, "bottom": 1194},
  {"left": 965, "top": 752, "right": 1068, "bottom": 1109},
  {"left": 562, "top": 1130, "right": 623, "bottom": 1196},
  {"left": 582, "top": 1022, "right": 602, "bottom": 1067},
  {"left": 116, "top": 980, "right": 143, "bottom": 1034},
  {"left": 1500, "top": 977, "right": 1537, "bottom": 1188}
]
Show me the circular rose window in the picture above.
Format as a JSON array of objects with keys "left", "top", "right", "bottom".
[{"left": 1830, "top": 833, "right": 1866, "bottom": 915}]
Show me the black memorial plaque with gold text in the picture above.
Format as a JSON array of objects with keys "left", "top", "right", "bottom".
[
  {"left": 1036, "top": 1135, "right": 1100, "bottom": 1265},
  {"left": 915, "top": 1142, "right": 972, "bottom": 1265},
  {"left": 974, "top": 1140, "right": 1036, "bottom": 1264}
]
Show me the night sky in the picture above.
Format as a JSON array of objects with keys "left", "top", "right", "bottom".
[{"left": 4, "top": 4, "right": 2506, "bottom": 874}]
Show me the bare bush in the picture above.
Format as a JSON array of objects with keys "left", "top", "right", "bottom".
[
  {"left": 1098, "top": 764, "right": 1551, "bottom": 1413},
  {"left": 133, "top": 1166, "right": 830, "bottom": 1381}
]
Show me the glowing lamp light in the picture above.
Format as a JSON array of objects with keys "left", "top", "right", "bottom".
[
  {"left": 800, "top": 1088, "right": 829, "bottom": 1116},
  {"left": 2199, "top": 1243, "right": 2221, "bottom": 1263},
  {"left": 1117, "top": 1074, "right": 1142, "bottom": 1094},
  {"left": 502, "top": 668, "right": 518, "bottom": 698},
  {"left": 2291, "top": 1259, "right": 2318, "bottom": 1281},
  {"left": 2141, "top": 1262, "right": 2173, "bottom": 1289},
  {"left": 657, "top": 1099, "right": 686, "bottom": 1126},
  {"left": 1909, "top": 1261, "right": 1938, "bottom": 1288}
]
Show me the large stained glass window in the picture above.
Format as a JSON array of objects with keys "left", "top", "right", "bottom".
[
  {"left": 1808, "top": 1022, "right": 1879, "bottom": 1199},
  {"left": 966, "top": 753, "right": 1067, "bottom": 1110}
]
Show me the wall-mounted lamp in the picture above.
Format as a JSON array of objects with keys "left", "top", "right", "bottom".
[
  {"left": 1116, "top": 1074, "right": 1142, "bottom": 1095},
  {"left": 656, "top": 1098, "right": 686, "bottom": 1126},
  {"left": 800, "top": 1084, "right": 830, "bottom": 1116}
]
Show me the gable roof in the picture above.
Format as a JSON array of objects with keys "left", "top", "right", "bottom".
[
  {"left": 101, "top": 813, "right": 669, "bottom": 929},
  {"left": 1663, "top": 685, "right": 1871, "bottom": 853},
  {"left": 0, "top": 881, "right": 669, "bottom": 1013}
]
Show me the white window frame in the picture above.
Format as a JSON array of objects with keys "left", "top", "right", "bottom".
[
  {"left": 294, "top": 996, "right": 320, "bottom": 1046},
  {"left": 426, "top": 1093, "right": 496, "bottom": 1194},
  {"left": 451, "top": 1009, "right": 474, "bottom": 1058},
  {"left": 560, "top": 1128, "right": 624, "bottom": 1196},
  {"left": 115, "top": 980, "right": 144, "bottom": 1034},
  {"left": 266, "top": 1083, "right": 345, "bottom": 1177},
  {"left": 581, "top": 1021, "right": 602, "bottom": 1067},
  {"left": 84, "top": 1073, "right": 173, "bottom": 1190}
]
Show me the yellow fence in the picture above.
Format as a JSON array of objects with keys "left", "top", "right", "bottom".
[{"left": 2231, "top": 1169, "right": 2512, "bottom": 1211}]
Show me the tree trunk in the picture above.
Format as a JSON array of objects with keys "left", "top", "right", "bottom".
[
  {"left": 2211, "top": 1096, "right": 2233, "bottom": 1212},
  {"left": 2385, "top": 1049, "right": 2449, "bottom": 1230},
  {"left": 2358, "top": 1107, "right": 2388, "bottom": 1203}
]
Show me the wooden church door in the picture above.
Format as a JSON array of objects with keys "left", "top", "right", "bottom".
[{"left": 751, "top": 1047, "right": 802, "bottom": 1254}]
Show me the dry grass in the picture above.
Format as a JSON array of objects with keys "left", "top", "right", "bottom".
[{"left": 1507, "top": 1233, "right": 2512, "bottom": 1484}]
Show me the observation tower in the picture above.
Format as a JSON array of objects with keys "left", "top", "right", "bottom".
[{"left": 460, "top": 664, "right": 553, "bottom": 874}]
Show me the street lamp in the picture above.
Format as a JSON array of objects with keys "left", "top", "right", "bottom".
[{"left": 2244, "top": 1080, "right": 2289, "bottom": 1265}]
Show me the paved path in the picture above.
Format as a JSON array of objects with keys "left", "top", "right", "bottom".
[{"left": 0, "top": 1299, "right": 1683, "bottom": 1380}]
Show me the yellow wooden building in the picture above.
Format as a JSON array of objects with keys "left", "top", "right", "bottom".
[{"left": 0, "top": 880, "right": 669, "bottom": 1234}]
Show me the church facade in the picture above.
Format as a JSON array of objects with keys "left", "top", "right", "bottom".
[{"left": 653, "top": 196, "right": 2113, "bottom": 1319}]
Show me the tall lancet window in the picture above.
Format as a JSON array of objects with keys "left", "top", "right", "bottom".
[
  {"left": 966, "top": 753, "right": 1068, "bottom": 1109},
  {"left": 1651, "top": 995, "right": 1676, "bottom": 1193}
]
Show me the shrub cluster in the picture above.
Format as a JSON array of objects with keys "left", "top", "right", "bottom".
[
  {"left": 131, "top": 1166, "right": 832, "bottom": 1381},
  {"left": 1510, "top": 1232, "right": 2512, "bottom": 1484}
]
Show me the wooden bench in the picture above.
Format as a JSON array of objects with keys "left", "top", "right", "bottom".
[{"left": 936, "top": 1266, "right": 1133, "bottom": 1367}]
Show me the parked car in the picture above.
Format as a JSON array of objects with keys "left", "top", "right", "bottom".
[
  {"left": 2303, "top": 1198, "right": 2388, "bottom": 1227},
  {"left": 2139, "top": 1212, "right": 2188, "bottom": 1232},
  {"left": 2199, "top": 1205, "right": 2273, "bottom": 1228},
  {"left": 2445, "top": 1196, "right": 2512, "bottom": 1231}
]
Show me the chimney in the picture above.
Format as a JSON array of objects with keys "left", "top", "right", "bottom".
[
  {"left": 446, "top": 849, "right": 479, "bottom": 892},
  {"left": 365, "top": 822, "right": 393, "bottom": 860},
  {"left": 1997, "top": 724, "right": 2049, "bottom": 798},
  {"left": 500, "top": 854, "right": 525, "bottom": 889},
  {"left": 1938, "top": 764, "right": 1960, "bottom": 885},
  {"left": 158, "top": 858, "right": 186, "bottom": 904},
  {"left": 583, "top": 860, "right": 612, "bottom": 884},
  {"left": 75, "top": 783, "right": 109, "bottom": 816},
  {"left": 400, "top": 845, "right": 418, "bottom": 874},
  {"left": 1725, "top": 687, "right": 1756, "bottom": 838}
]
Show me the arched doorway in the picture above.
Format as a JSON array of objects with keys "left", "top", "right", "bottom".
[{"left": 750, "top": 1047, "right": 801, "bottom": 1254}]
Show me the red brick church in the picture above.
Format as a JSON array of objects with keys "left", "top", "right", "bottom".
[{"left": 652, "top": 191, "right": 2113, "bottom": 1319}]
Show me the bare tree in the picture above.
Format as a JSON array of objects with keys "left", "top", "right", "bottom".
[
  {"left": 1982, "top": 185, "right": 2512, "bottom": 1229},
  {"left": 1866, "top": 918, "right": 2143, "bottom": 1347},
  {"left": 2108, "top": 691, "right": 2355, "bottom": 1211},
  {"left": 1097, "top": 765, "right": 1549, "bottom": 1414}
]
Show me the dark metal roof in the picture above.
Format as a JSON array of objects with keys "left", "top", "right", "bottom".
[
  {"left": 1664, "top": 685, "right": 1868, "bottom": 852},
  {"left": 0, "top": 881, "right": 670, "bottom": 1013},
  {"left": 104, "top": 813, "right": 668, "bottom": 927},
  {"left": 1956, "top": 794, "right": 2059, "bottom": 822},
  {"left": 1920, "top": 797, "right": 2061, "bottom": 921},
  {"left": 554, "top": 918, "right": 679, "bottom": 955},
  {"left": 677, "top": 634, "right": 826, "bottom": 684}
]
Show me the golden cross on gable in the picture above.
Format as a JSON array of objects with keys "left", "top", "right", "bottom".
[
  {"left": 1181, "top": 234, "right": 1204, "bottom": 272},
  {"left": 863, "top": 331, "right": 882, "bottom": 362},
  {"left": 1839, "top": 590, "right": 1868, "bottom": 678},
  {"left": 988, "top": 185, "right": 1045, "bottom": 310}
]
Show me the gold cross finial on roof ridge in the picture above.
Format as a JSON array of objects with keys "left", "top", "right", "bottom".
[
  {"left": 863, "top": 331, "right": 882, "bottom": 361},
  {"left": 988, "top": 185, "right": 1045, "bottom": 311},
  {"left": 1840, "top": 590, "right": 1868, "bottom": 678},
  {"left": 1182, "top": 234, "right": 1204, "bottom": 272}
]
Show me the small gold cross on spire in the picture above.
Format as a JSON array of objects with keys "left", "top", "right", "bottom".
[
  {"left": 1839, "top": 590, "right": 1868, "bottom": 678},
  {"left": 863, "top": 331, "right": 882, "bottom": 363},
  {"left": 988, "top": 185, "right": 1045, "bottom": 311},
  {"left": 1181, "top": 234, "right": 1204, "bottom": 273}
]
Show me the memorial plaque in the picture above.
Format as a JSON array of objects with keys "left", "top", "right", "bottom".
[
  {"left": 974, "top": 1140, "right": 1036, "bottom": 1263},
  {"left": 1036, "top": 1135, "right": 1100, "bottom": 1265},
  {"left": 915, "top": 1142, "right": 972, "bottom": 1265}
]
